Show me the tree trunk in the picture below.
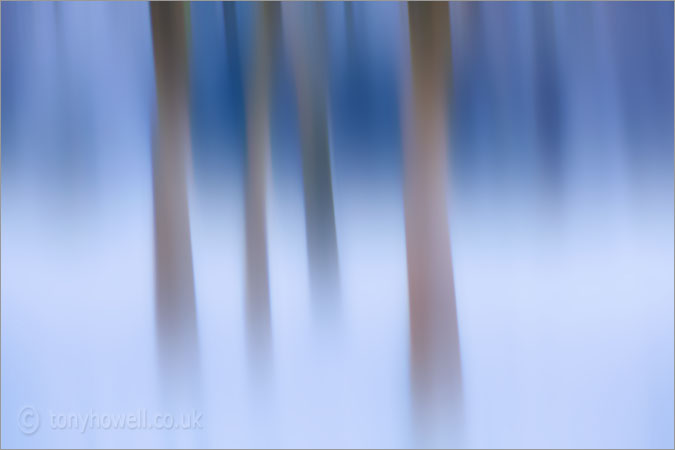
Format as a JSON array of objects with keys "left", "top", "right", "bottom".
[
  {"left": 284, "top": 3, "right": 340, "bottom": 317},
  {"left": 150, "top": 1, "right": 199, "bottom": 402},
  {"left": 243, "top": 2, "right": 281, "bottom": 370},
  {"left": 403, "top": 1, "right": 463, "bottom": 439}
]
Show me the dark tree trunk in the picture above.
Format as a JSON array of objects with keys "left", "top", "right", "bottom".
[
  {"left": 150, "top": 1, "right": 200, "bottom": 403},
  {"left": 286, "top": 3, "right": 340, "bottom": 317}
]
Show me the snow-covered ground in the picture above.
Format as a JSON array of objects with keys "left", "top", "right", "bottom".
[{"left": 2, "top": 151, "right": 673, "bottom": 447}]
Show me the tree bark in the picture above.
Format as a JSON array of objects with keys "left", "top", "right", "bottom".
[
  {"left": 404, "top": 1, "right": 463, "bottom": 437},
  {"left": 150, "top": 1, "right": 199, "bottom": 402}
]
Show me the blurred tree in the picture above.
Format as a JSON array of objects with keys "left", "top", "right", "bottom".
[
  {"left": 240, "top": 2, "right": 281, "bottom": 369},
  {"left": 284, "top": 3, "right": 341, "bottom": 316},
  {"left": 403, "top": 1, "right": 463, "bottom": 440},
  {"left": 52, "top": 3, "right": 97, "bottom": 200},
  {"left": 150, "top": 1, "right": 200, "bottom": 403},
  {"left": 532, "top": 2, "right": 565, "bottom": 194}
]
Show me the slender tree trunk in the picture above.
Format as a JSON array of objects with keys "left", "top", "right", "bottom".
[
  {"left": 403, "top": 1, "right": 463, "bottom": 439},
  {"left": 284, "top": 3, "right": 340, "bottom": 316},
  {"left": 243, "top": 2, "right": 280, "bottom": 369},
  {"left": 150, "top": 1, "right": 199, "bottom": 402}
]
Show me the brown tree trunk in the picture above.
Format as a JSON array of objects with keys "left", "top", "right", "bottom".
[
  {"left": 403, "top": 1, "right": 463, "bottom": 438},
  {"left": 150, "top": 1, "right": 199, "bottom": 402}
]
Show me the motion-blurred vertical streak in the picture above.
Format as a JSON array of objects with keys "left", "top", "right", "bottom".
[
  {"left": 404, "top": 1, "right": 463, "bottom": 442},
  {"left": 532, "top": 2, "right": 565, "bottom": 193},
  {"left": 223, "top": 2, "right": 245, "bottom": 138},
  {"left": 242, "top": 1, "right": 280, "bottom": 370},
  {"left": 283, "top": 3, "right": 340, "bottom": 315},
  {"left": 150, "top": 1, "right": 200, "bottom": 404},
  {"left": 53, "top": 3, "right": 94, "bottom": 198}
]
